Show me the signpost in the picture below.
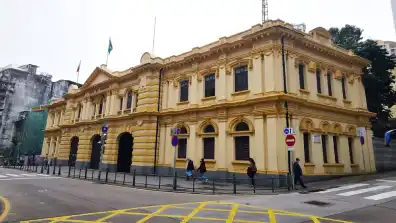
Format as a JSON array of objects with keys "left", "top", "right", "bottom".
[
  {"left": 98, "top": 124, "right": 108, "bottom": 180},
  {"left": 284, "top": 128, "right": 296, "bottom": 189},
  {"left": 171, "top": 128, "right": 180, "bottom": 190}
]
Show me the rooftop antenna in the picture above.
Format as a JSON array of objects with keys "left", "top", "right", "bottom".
[
  {"left": 262, "top": 0, "right": 268, "bottom": 23},
  {"left": 152, "top": 17, "right": 157, "bottom": 55}
]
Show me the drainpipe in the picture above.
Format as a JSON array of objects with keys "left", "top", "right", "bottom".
[{"left": 153, "top": 68, "right": 163, "bottom": 174}]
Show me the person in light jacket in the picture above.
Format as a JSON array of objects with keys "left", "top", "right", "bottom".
[
  {"left": 196, "top": 158, "right": 208, "bottom": 182},
  {"left": 186, "top": 158, "right": 194, "bottom": 181}
]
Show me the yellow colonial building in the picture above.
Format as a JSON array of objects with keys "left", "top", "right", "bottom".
[{"left": 41, "top": 20, "right": 376, "bottom": 177}]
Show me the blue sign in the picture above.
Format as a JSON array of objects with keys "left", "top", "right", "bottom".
[
  {"left": 283, "top": 127, "right": 295, "bottom": 135},
  {"left": 360, "top": 136, "right": 365, "bottom": 145},
  {"left": 284, "top": 128, "right": 290, "bottom": 135},
  {"left": 102, "top": 126, "right": 108, "bottom": 133},
  {"left": 171, "top": 136, "right": 179, "bottom": 147}
]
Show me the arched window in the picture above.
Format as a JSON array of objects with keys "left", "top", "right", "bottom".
[
  {"left": 177, "top": 125, "right": 188, "bottom": 159},
  {"left": 235, "top": 122, "right": 249, "bottom": 131},
  {"left": 204, "top": 125, "right": 215, "bottom": 133},
  {"left": 126, "top": 91, "right": 133, "bottom": 109},
  {"left": 234, "top": 122, "right": 250, "bottom": 160},
  {"left": 77, "top": 105, "right": 82, "bottom": 120},
  {"left": 203, "top": 124, "right": 215, "bottom": 159}
]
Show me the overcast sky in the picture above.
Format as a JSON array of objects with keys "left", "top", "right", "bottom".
[{"left": 0, "top": 0, "right": 394, "bottom": 83}]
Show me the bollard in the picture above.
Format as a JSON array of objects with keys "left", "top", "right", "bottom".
[
  {"left": 172, "top": 172, "right": 178, "bottom": 191},
  {"left": 53, "top": 165, "right": 56, "bottom": 175},
  {"left": 122, "top": 172, "right": 126, "bottom": 185},
  {"left": 114, "top": 172, "right": 117, "bottom": 184},
  {"left": 272, "top": 178, "right": 275, "bottom": 193},
  {"left": 193, "top": 178, "right": 195, "bottom": 192},
  {"left": 233, "top": 174, "right": 237, "bottom": 194},
  {"left": 47, "top": 165, "right": 50, "bottom": 174},
  {"left": 73, "top": 167, "right": 76, "bottom": 178},
  {"left": 132, "top": 169, "right": 136, "bottom": 186},
  {"left": 105, "top": 168, "right": 109, "bottom": 182},
  {"left": 41, "top": 165, "right": 44, "bottom": 174},
  {"left": 92, "top": 169, "right": 94, "bottom": 180},
  {"left": 58, "top": 165, "right": 61, "bottom": 176},
  {"left": 85, "top": 167, "right": 88, "bottom": 179},
  {"left": 145, "top": 175, "right": 148, "bottom": 188},
  {"left": 253, "top": 178, "right": 256, "bottom": 194},
  {"left": 68, "top": 166, "right": 71, "bottom": 177},
  {"left": 212, "top": 180, "right": 215, "bottom": 194},
  {"left": 158, "top": 176, "right": 161, "bottom": 189},
  {"left": 79, "top": 169, "right": 82, "bottom": 179}
]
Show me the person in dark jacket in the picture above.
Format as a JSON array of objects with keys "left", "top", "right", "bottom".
[
  {"left": 247, "top": 158, "right": 257, "bottom": 186},
  {"left": 196, "top": 158, "right": 208, "bottom": 182},
  {"left": 186, "top": 158, "right": 194, "bottom": 181},
  {"left": 293, "top": 158, "right": 307, "bottom": 189}
]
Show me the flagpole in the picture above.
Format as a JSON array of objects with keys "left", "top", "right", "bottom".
[
  {"left": 106, "top": 52, "right": 109, "bottom": 66},
  {"left": 77, "top": 71, "right": 79, "bottom": 83},
  {"left": 152, "top": 17, "right": 157, "bottom": 55}
]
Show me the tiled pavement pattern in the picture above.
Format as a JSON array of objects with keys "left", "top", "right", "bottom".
[{"left": 21, "top": 201, "right": 354, "bottom": 223}]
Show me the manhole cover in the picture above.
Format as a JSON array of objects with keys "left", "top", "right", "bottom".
[{"left": 304, "top": 200, "right": 332, "bottom": 206}]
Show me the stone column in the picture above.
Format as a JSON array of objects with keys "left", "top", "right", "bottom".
[
  {"left": 251, "top": 55, "right": 264, "bottom": 95},
  {"left": 190, "top": 76, "right": 197, "bottom": 105},
  {"left": 217, "top": 118, "right": 227, "bottom": 171},
  {"left": 109, "top": 91, "right": 118, "bottom": 115},
  {"left": 217, "top": 65, "right": 227, "bottom": 102},
  {"left": 339, "top": 136, "right": 351, "bottom": 173},
  {"left": 265, "top": 116, "right": 280, "bottom": 172},
  {"left": 253, "top": 115, "right": 265, "bottom": 170},
  {"left": 81, "top": 100, "right": 87, "bottom": 120},
  {"left": 105, "top": 92, "right": 111, "bottom": 116}
]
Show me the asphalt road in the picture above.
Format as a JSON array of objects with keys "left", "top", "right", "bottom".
[{"left": 2, "top": 167, "right": 396, "bottom": 222}]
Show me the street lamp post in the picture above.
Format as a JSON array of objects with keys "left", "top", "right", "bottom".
[{"left": 281, "top": 35, "right": 293, "bottom": 179}]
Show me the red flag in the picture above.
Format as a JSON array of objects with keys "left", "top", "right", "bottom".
[{"left": 76, "top": 61, "right": 81, "bottom": 72}]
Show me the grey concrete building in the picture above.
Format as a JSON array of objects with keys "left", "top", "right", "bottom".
[{"left": 0, "top": 64, "right": 80, "bottom": 152}]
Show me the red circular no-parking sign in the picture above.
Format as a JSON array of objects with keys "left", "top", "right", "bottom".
[{"left": 285, "top": 135, "right": 296, "bottom": 147}]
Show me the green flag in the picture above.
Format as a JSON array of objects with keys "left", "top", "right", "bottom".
[{"left": 108, "top": 38, "right": 113, "bottom": 54}]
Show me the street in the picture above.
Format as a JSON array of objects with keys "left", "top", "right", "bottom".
[{"left": 1, "top": 168, "right": 396, "bottom": 222}]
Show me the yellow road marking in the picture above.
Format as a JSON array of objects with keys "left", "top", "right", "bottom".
[
  {"left": 181, "top": 201, "right": 208, "bottom": 223},
  {"left": 22, "top": 200, "right": 355, "bottom": 223},
  {"left": 226, "top": 203, "right": 239, "bottom": 223},
  {"left": 268, "top": 209, "right": 277, "bottom": 223},
  {"left": 136, "top": 205, "right": 169, "bottom": 223},
  {"left": 310, "top": 216, "right": 321, "bottom": 223},
  {"left": 0, "top": 195, "right": 10, "bottom": 222}
]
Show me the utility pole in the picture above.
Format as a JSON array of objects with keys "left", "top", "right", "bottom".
[{"left": 262, "top": 0, "right": 268, "bottom": 23}]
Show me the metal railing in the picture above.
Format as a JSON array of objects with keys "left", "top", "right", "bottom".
[{"left": 3, "top": 164, "right": 292, "bottom": 195}]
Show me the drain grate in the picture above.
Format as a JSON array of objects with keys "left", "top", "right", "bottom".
[{"left": 304, "top": 200, "right": 332, "bottom": 206}]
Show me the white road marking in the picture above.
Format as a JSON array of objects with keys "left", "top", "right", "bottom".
[
  {"left": 0, "top": 175, "right": 6, "bottom": 178},
  {"left": 337, "top": 185, "right": 392, "bottom": 196},
  {"left": 37, "top": 174, "right": 50, "bottom": 176},
  {"left": 6, "top": 174, "right": 19, "bottom": 177},
  {"left": 316, "top": 184, "right": 369, "bottom": 194},
  {"left": 365, "top": 191, "right": 396, "bottom": 200},
  {"left": 376, "top": 179, "right": 396, "bottom": 183},
  {"left": 21, "top": 174, "right": 37, "bottom": 177},
  {"left": 0, "top": 177, "right": 60, "bottom": 181}
]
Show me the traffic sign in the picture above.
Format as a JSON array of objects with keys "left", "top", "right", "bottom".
[
  {"left": 171, "top": 128, "right": 181, "bottom": 136},
  {"left": 102, "top": 125, "right": 108, "bottom": 133},
  {"left": 285, "top": 135, "right": 296, "bottom": 147},
  {"left": 171, "top": 135, "right": 179, "bottom": 147},
  {"left": 360, "top": 136, "right": 365, "bottom": 145},
  {"left": 283, "top": 127, "right": 295, "bottom": 135}
]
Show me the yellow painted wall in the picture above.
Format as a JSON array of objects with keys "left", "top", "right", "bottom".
[{"left": 41, "top": 20, "right": 375, "bottom": 176}]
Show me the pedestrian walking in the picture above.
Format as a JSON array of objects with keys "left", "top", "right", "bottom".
[
  {"left": 247, "top": 158, "right": 257, "bottom": 186},
  {"left": 196, "top": 158, "right": 208, "bottom": 182},
  {"left": 186, "top": 158, "right": 194, "bottom": 181},
  {"left": 293, "top": 158, "right": 307, "bottom": 189}
]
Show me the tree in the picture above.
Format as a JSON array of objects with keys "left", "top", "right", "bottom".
[{"left": 329, "top": 25, "right": 396, "bottom": 137}]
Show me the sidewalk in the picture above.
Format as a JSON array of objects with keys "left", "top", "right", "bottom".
[{"left": 13, "top": 165, "right": 291, "bottom": 195}]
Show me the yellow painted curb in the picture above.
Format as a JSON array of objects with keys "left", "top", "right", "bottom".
[{"left": 0, "top": 196, "right": 10, "bottom": 222}]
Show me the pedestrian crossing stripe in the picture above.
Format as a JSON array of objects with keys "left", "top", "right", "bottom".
[
  {"left": 5, "top": 174, "right": 19, "bottom": 177},
  {"left": 316, "top": 183, "right": 369, "bottom": 194},
  {"left": 337, "top": 185, "right": 392, "bottom": 196}
]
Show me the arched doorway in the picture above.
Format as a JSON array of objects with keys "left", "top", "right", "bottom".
[
  {"left": 117, "top": 132, "right": 133, "bottom": 172},
  {"left": 90, "top": 134, "right": 102, "bottom": 169},
  {"left": 69, "top": 136, "right": 79, "bottom": 166}
]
